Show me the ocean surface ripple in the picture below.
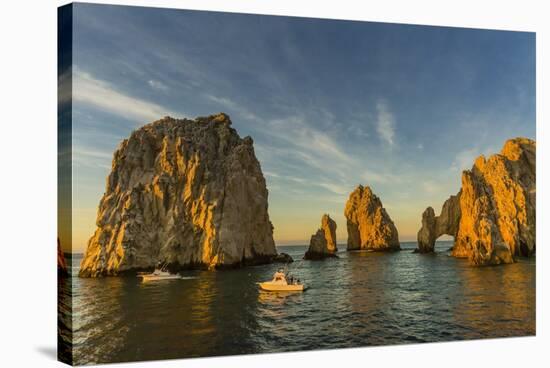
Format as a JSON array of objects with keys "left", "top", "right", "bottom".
[{"left": 62, "top": 241, "right": 535, "bottom": 365}]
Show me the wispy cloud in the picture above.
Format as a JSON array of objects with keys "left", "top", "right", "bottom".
[
  {"left": 73, "top": 147, "right": 112, "bottom": 160},
  {"left": 203, "top": 93, "right": 354, "bottom": 176},
  {"left": 73, "top": 69, "right": 182, "bottom": 122},
  {"left": 203, "top": 93, "right": 354, "bottom": 175},
  {"left": 267, "top": 169, "right": 351, "bottom": 198},
  {"left": 205, "top": 94, "right": 259, "bottom": 121},
  {"left": 72, "top": 146, "right": 113, "bottom": 169},
  {"left": 346, "top": 123, "right": 370, "bottom": 138},
  {"left": 317, "top": 182, "right": 350, "bottom": 196},
  {"left": 450, "top": 144, "right": 499, "bottom": 172},
  {"left": 376, "top": 100, "right": 396, "bottom": 147},
  {"left": 148, "top": 79, "right": 169, "bottom": 91},
  {"left": 264, "top": 171, "right": 280, "bottom": 178},
  {"left": 451, "top": 147, "right": 478, "bottom": 171},
  {"left": 422, "top": 180, "right": 441, "bottom": 194},
  {"left": 265, "top": 171, "right": 308, "bottom": 184},
  {"left": 268, "top": 116, "right": 353, "bottom": 166},
  {"left": 361, "top": 168, "right": 400, "bottom": 184}
]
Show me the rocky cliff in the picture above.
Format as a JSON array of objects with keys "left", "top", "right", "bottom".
[
  {"left": 304, "top": 214, "right": 338, "bottom": 260},
  {"left": 344, "top": 185, "right": 400, "bottom": 251},
  {"left": 79, "top": 113, "right": 278, "bottom": 277},
  {"left": 416, "top": 137, "right": 535, "bottom": 265}
]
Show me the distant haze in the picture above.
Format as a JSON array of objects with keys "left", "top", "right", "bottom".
[{"left": 64, "top": 4, "right": 535, "bottom": 252}]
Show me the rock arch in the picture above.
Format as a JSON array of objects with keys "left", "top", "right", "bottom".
[
  {"left": 416, "top": 193, "right": 461, "bottom": 253},
  {"left": 416, "top": 137, "right": 535, "bottom": 265}
]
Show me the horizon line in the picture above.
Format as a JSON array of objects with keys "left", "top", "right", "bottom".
[{"left": 66, "top": 239, "right": 458, "bottom": 254}]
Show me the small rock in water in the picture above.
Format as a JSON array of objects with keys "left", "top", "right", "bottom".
[
  {"left": 304, "top": 214, "right": 339, "bottom": 260},
  {"left": 273, "top": 253, "right": 294, "bottom": 263}
]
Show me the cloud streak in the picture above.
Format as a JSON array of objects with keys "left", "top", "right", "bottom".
[
  {"left": 148, "top": 79, "right": 169, "bottom": 91},
  {"left": 450, "top": 144, "right": 500, "bottom": 172},
  {"left": 451, "top": 147, "right": 478, "bottom": 171},
  {"left": 73, "top": 69, "right": 182, "bottom": 123},
  {"left": 361, "top": 168, "right": 400, "bottom": 184},
  {"left": 376, "top": 100, "right": 396, "bottom": 146},
  {"left": 205, "top": 94, "right": 259, "bottom": 121},
  {"left": 72, "top": 146, "right": 113, "bottom": 169},
  {"left": 268, "top": 116, "right": 354, "bottom": 167}
]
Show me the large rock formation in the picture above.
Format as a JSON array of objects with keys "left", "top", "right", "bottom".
[
  {"left": 416, "top": 137, "right": 535, "bottom": 265},
  {"left": 344, "top": 185, "right": 400, "bottom": 251},
  {"left": 79, "top": 113, "right": 279, "bottom": 277},
  {"left": 304, "top": 214, "right": 338, "bottom": 260}
]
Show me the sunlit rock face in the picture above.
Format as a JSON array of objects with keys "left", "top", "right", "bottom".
[
  {"left": 304, "top": 214, "right": 338, "bottom": 260},
  {"left": 79, "top": 113, "right": 277, "bottom": 277},
  {"left": 344, "top": 185, "right": 400, "bottom": 251},
  {"left": 417, "top": 137, "right": 535, "bottom": 265}
]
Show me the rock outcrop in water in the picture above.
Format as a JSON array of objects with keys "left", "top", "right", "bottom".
[
  {"left": 416, "top": 137, "right": 536, "bottom": 265},
  {"left": 274, "top": 253, "right": 294, "bottom": 263},
  {"left": 79, "top": 113, "right": 279, "bottom": 277},
  {"left": 304, "top": 214, "right": 338, "bottom": 260},
  {"left": 344, "top": 185, "right": 400, "bottom": 251}
]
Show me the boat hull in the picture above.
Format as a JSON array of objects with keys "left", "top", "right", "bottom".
[
  {"left": 140, "top": 275, "right": 182, "bottom": 282},
  {"left": 258, "top": 282, "right": 304, "bottom": 292}
]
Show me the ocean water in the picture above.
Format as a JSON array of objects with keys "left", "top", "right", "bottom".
[{"left": 59, "top": 241, "right": 535, "bottom": 365}]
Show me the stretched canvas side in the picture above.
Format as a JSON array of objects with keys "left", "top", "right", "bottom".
[{"left": 58, "top": 3, "right": 73, "bottom": 366}]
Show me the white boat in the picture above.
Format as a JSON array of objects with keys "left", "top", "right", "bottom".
[
  {"left": 258, "top": 281, "right": 304, "bottom": 292},
  {"left": 258, "top": 268, "right": 306, "bottom": 292},
  {"left": 138, "top": 263, "right": 182, "bottom": 282}
]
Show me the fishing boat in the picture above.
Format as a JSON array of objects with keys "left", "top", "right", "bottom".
[
  {"left": 138, "top": 263, "right": 182, "bottom": 282},
  {"left": 258, "top": 268, "right": 306, "bottom": 292}
]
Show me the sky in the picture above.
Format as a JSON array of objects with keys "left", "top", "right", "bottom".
[{"left": 64, "top": 3, "right": 535, "bottom": 252}]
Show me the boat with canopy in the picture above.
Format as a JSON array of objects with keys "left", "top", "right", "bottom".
[{"left": 258, "top": 266, "right": 306, "bottom": 292}]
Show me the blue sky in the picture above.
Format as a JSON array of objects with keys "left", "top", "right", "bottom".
[{"left": 68, "top": 3, "right": 535, "bottom": 251}]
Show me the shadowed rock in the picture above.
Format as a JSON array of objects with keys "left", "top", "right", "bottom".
[
  {"left": 273, "top": 253, "right": 294, "bottom": 263},
  {"left": 79, "top": 113, "right": 278, "bottom": 277},
  {"left": 344, "top": 185, "right": 400, "bottom": 251}
]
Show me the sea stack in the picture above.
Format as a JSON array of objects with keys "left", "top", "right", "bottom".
[
  {"left": 304, "top": 214, "right": 338, "bottom": 260},
  {"left": 79, "top": 113, "right": 278, "bottom": 277},
  {"left": 344, "top": 185, "right": 400, "bottom": 251},
  {"left": 416, "top": 137, "right": 535, "bottom": 265}
]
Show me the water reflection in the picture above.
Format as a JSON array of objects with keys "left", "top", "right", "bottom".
[
  {"left": 119, "top": 271, "right": 218, "bottom": 361},
  {"left": 454, "top": 258, "right": 536, "bottom": 339},
  {"left": 72, "top": 277, "right": 128, "bottom": 364},
  {"left": 57, "top": 274, "right": 73, "bottom": 363},
  {"left": 257, "top": 290, "right": 303, "bottom": 306},
  {"left": 348, "top": 251, "right": 413, "bottom": 344}
]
